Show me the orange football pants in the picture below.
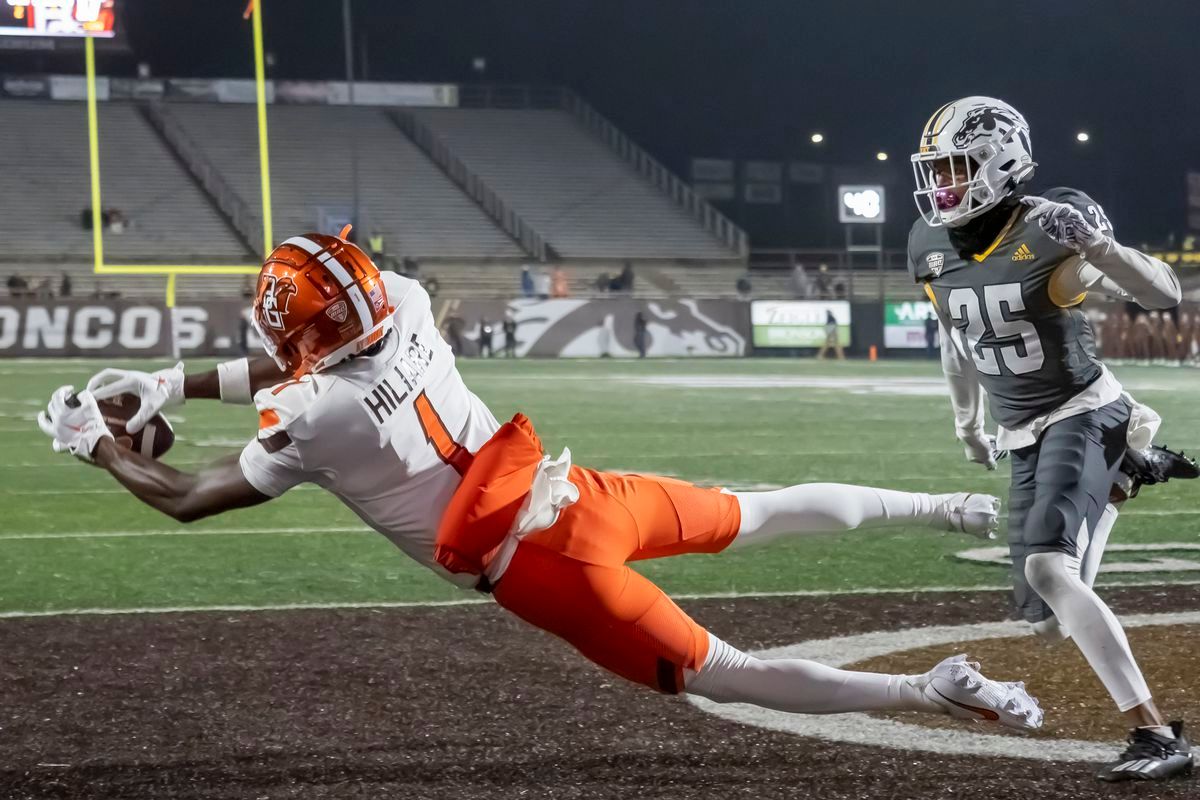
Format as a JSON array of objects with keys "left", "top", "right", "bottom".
[{"left": 491, "top": 466, "right": 742, "bottom": 694}]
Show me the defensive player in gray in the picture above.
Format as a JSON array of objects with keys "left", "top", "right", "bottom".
[{"left": 908, "top": 95, "right": 1193, "bottom": 782}]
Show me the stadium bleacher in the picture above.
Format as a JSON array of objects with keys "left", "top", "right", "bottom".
[
  {"left": 165, "top": 104, "right": 526, "bottom": 261},
  {"left": 411, "top": 108, "right": 739, "bottom": 261},
  {"left": 0, "top": 100, "right": 250, "bottom": 265}
]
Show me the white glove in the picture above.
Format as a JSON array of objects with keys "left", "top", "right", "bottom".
[
  {"left": 960, "top": 429, "right": 1001, "bottom": 471},
  {"left": 1020, "top": 196, "right": 1106, "bottom": 254},
  {"left": 86, "top": 361, "right": 184, "bottom": 433},
  {"left": 37, "top": 386, "right": 113, "bottom": 461}
]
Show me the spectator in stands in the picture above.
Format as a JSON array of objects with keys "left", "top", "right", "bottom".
[
  {"left": 503, "top": 313, "right": 518, "bottom": 358},
  {"left": 791, "top": 263, "right": 812, "bottom": 298},
  {"left": 479, "top": 318, "right": 495, "bottom": 358},
  {"left": 634, "top": 311, "right": 649, "bottom": 358},
  {"left": 814, "top": 264, "right": 832, "bottom": 299},
  {"left": 59, "top": 272, "right": 72, "bottom": 298},
  {"left": 6, "top": 273, "right": 29, "bottom": 298},
  {"left": 735, "top": 275, "right": 752, "bottom": 298},
  {"left": 595, "top": 272, "right": 612, "bottom": 294},
  {"left": 444, "top": 314, "right": 466, "bottom": 356},
  {"left": 816, "top": 309, "right": 845, "bottom": 361},
  {"left": 551, "top": 265, "right": 570, "bottom": 298},
  {"left": 924, "top": 312, "right": 938, "bottom": 359},
  {"left": 368, "top": 230, "right": 386, "bottom": 263},
  {"left": 534, "top": 269, "right": 551, "bottom": 300},
  {"left": 618, "top": 261, "right": 635, "bottom": 294},
  {"left": 521, "top": 265, "right": 535, "bottom": 298},
  {"left": 35, "top": 277, "right": 53, "bottom": 298},
  {"left": 106, "top": 208, "right": 127, "bottom": 234},
  {"left": 402, "top": 257, "right": 419, "bottom": 277}
]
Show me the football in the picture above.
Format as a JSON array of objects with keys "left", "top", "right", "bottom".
[{"left": 95, "top": 393, "right": 176, "bottom": 459}]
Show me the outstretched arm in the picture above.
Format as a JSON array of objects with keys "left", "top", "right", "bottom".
[
  {"left": 93, "top": 440, "right": 270, "bottom": 523},
  {"left": 85, "top": 356, "right": 290, "bottom": 433},
  {"left": 1023, "top": 196, "right": 1181, "bottom": 310},
  {"left": 183, "top": 357, "right": 290, "bottom": 402}
]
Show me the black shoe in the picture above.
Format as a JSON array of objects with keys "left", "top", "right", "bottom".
[
  {"left": 1111, "top": 445, "right": 1200, "bottom": 502},
  {"left": 1096, "top": 721, "right": 1194, "bottom": 782}
]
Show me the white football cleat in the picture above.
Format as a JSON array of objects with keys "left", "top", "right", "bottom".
[
  {"left": 921, "top": 654, "right": 1043, "bottom": 731},
  {"left": 933, "top": 492, "right": 1000, "bottom": 539}
]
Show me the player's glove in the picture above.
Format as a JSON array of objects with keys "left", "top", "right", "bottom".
[
  {"left": 1020, "top": 196, "right": 1107, "bottom": 255},
  {"left": 37, "top": 386, "right": 113, "bottom": 461},
  {"left": 959, "top": 429, "right": 1003, "bottom": 471},
  {"left": 85, "top": 361, "right": 184, "bottom": 434}
]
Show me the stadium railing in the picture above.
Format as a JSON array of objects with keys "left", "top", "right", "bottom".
[{"left": 388, "top": 109, "right": 554, "bottom": 263}]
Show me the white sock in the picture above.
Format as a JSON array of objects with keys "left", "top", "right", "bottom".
[
  {"left": 1024, "top": 551, "right": 1151, "bottom": 711},
  {"left": 685, "top": 634, "right": 938, "bottom": 714},
  {"left": 731, "top": 484, "right": 945, "bottom": 549}
]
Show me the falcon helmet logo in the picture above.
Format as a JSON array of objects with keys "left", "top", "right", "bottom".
[
  {"left": 952, "top": 106, "right": 1019, "bottom": 149},
  {"left": 926, "top": 252, "right": 945, "bottom": 277},
  {"left": 259, "top": 275, "right": 298, "bottom": 331}
]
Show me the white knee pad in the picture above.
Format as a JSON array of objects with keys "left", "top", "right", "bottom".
[{"left": 1024, "top": 551, "right": 1080, "bottom": 596}]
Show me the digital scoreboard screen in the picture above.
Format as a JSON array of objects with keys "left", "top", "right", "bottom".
[{"left": 1, "top": 0, "right": 116, "bottom": 38}]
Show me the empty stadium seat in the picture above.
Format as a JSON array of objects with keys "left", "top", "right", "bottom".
[
  {"left": 166, "top": 104, "right": 524, "bottom": 260},
  {"left": 411, "top": 108, "right": 739, "bottom": 261}
]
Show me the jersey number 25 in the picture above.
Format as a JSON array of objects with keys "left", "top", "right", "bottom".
[{"left": 946, "top": 283, "right": 1044, "bottom": 376}]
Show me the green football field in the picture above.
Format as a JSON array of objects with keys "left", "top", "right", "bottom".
[{"left": 2, "top": 357, "right": 1198, "bottom": 615}]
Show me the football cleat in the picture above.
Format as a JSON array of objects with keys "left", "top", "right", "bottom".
[
  {"left": 933, "top": 493, "right": 1001, "bottom": 539},
  {"left": 1111, "top": 444, "right": 1200, "bottom": 502},
  {"left": 921, "top": 654, "right": 1043, "bottom": 731},
  {"left": 1096, "top": 721, "right": 1194, "bottom": 782}
]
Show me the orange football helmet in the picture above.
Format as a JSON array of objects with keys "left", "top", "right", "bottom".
[{"left": 252, "top": 226, "right": 393, "bottom": 376}]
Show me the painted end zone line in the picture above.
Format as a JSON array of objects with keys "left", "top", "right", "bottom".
[{"left": 2, "top": 580, "right": 1199, "bottom": 620}]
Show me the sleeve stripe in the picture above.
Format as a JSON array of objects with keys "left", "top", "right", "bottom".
[{"left": 259, "top": 429, "right": 293, "bottom": 454}]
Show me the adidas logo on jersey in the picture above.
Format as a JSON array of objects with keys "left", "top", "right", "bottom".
[{"left": 1012, "top": 243, "right": 1035, "bottom": 261}]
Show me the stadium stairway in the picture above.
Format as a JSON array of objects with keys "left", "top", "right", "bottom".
[
  {"left": 163, "top": 104, "right": 525, "bottom": 261},
  {"left": 0, "top": 100, "right": 251, "bottom": 266},
  {"left": 408, "top": 108, "right": 742, "bottom": 262}
]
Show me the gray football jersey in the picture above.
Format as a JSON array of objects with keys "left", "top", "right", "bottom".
[{"left": 908, "top": 188, "right": 1109, "bottom": 428}]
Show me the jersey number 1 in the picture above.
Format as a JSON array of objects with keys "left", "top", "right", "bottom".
[
  {"left": 946, "top": 283, "right": 1045, "bottom": 376},
  {"left": 413, "top": 391, "right": 473, "bottom": 476}
]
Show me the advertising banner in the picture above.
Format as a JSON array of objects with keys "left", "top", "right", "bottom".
[
  {"left": 750, "top": 300, "right": 850, "bottom": 348},
  {"left": 0, "top": 300, "right": 253, "bottom": 357},
  {"left": 884, "top": 300, "right": 937, "bottom": 349},
  {"left": 436, "top": 298, "right": 748, "bottom": 358},
  {"left": 0, "top": 298, "right": 746, "bottom": 359}
]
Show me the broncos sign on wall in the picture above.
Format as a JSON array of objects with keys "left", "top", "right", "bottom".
[
  {"left": 0, "top": 298, "right": 749, "bottom": 358},
  {"left": 437, "top": 299, "right": 748, "bottom": 358}
]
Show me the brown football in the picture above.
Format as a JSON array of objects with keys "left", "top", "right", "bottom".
[{"left": 96, "top": 393, "right": 175, "bottom": 459}]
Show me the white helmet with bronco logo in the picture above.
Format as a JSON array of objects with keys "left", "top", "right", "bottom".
[{"left": 911, "top": 96, "right": 1037, "bottom": 227}]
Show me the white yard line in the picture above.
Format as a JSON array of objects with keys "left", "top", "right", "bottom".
[
  {"left": 690, "top": 611, "right": 1200, "bottom": 763},
  {"left": 0, "top": 581, "right": 1196, "bottom": 621}
]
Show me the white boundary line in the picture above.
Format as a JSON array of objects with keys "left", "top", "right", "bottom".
[
  {"left": 688, "top": 611, "right": 1200, "bottom": 763},
  {"left": 1, "top": 581, "right": 1198, "bottom": 620}
]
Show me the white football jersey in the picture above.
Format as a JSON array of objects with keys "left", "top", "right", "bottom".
[{"left": 239, "top": 272, "right": 500, "bottom": 585}]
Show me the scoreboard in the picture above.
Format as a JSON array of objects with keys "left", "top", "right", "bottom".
[{"left": 1, "top": 0, "right": 116, "bottom": 38}]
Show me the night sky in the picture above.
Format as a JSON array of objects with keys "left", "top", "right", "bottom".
[{"left": 14, "top": 0, "right": 1200, "bottom": 247}]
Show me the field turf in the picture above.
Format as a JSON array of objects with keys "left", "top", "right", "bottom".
[{"left": 2, "top": 357, "right": 1198, "bottom": 614}]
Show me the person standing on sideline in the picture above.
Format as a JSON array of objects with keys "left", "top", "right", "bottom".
[
  {"left": 925, "top": 312, "right": 939, "bottom": 359},
  {"left": 521, "top": 266, "right": 535, "bottom": 298},
  {"left": 368, "top": 231, "right": 386, "bottom": 263},
  {"left": 634, "top": 311, "right": 649, "bottom": 358},
  {"left": 816, "top": 310, "right": 845, "bottom": 360},
  {"left": 551, "top": 265, "right": 570, "bottom": 298},
  {"left": 479, "top": 318, "right": 494, "bottom": 358},
  {"left": 503, "top": 314, "right": 518, "bottom": 358}
]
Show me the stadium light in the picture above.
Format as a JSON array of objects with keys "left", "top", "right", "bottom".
[
  {"left": 876, "top": 151, "right": 888, "bottom": 161},
  {"left": 1076, "top": 131, "right": 1090, "bottom": 143},
  {"left": 810, "top": 132, "right": 825, "bottom": 144}
]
